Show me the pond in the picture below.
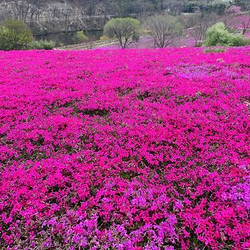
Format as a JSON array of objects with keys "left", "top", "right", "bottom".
[{"left": 34, "top": 30, "right": 103, "bottom": 46}]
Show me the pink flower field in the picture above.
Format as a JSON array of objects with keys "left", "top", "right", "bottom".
[{"left": 0, "top": 48, "right": 250, "bottom": 249}]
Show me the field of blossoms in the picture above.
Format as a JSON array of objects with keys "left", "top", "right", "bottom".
[{"left": 0, "top": 48, "right": 250, "bottom": 249}]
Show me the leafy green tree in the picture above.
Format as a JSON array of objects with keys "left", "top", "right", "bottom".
[
  {"left": 204, "top": 22, "right": 246, "bottom": 47},
  {"left": 104, "top": 18, "right": 140, "bottom": 49},
  {"left": 0, "top": 19, "right": 33, "bottom": 50},
  {"left": 146, "top": 15, "right": 183, "bottom": 48}
]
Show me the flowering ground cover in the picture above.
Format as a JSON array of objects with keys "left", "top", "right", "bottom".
[{"left": 0, "top": 48, "right": 250, "bottom": 249}]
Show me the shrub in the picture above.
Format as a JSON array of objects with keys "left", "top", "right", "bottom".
[
  {"left": 104, "top": 18, "right": 140, "bottom": 48},
  {"left": 29, "top": 40, "right": 56, "bottom": 50},
  {"left": 76, "top": 31, "right": 88, "bottom": 43},
  {"left": 230, "top": 34, "right": 247, "bottom": 46},
  {"left": 99, "top": 35, "right": 108, "bottom": 42},
  {"left": 0, "top": 19, "right": 33, "bottom": 50},
  {"left": 204, "top": 22, "right": 247, "bottom": 47},
  {"left": 204, "top": 48, "right": 226, "bottom": 53},
  {"left": 244, "top": 38, "right": 250, "bottom": 45}
]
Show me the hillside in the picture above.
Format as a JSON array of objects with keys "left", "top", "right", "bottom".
[{"left": 0, "top": 0, "right": 234, "bottom": 35}]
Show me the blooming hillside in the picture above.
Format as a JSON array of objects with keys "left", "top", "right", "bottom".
[{"left": 0, "top": 48, "right": 250, "bottom": 249}]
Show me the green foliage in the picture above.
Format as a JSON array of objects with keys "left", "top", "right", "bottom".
[
  {"left": 146, "top": 15, "right": 183, "bottom": 48},
  {"left": 183, "top": 1, "right": 228, "bottom": 15},
  {"left": 204, "top": 48, "right": 226, "bottom": 53},
  {"left": 204, "top": 22, "right": 231, "bottom": 46},
  {"left": 104, "top": 17, "right": 140, "bottom": 48},
  {"left": 117, "top": 0, "right": 162, "bottom": 16},
  {"left": 200, "top": 3, "right": 227, "bottom": 15},
  {"left": 0, "top": 19, "right": 33, "bottom": 51},
  {"left": 230, "top": 34, "right": 247, "bottom": 46},
  {"left": 183, "top": 1, "right": 199, "bottom": 13},
  {"left": 244, "top": 38, "right": 250, "bottom": 45},
  {"left": 194, "top": 42, "right": 203, "bottom": 47},
  {"left": 76, "top": 31, "right": 88, "bottom": 43},
  {"left": 99, "top": 35, "right": 109, "bottom": 42},
  {"left": 29, "top": 40, "right": 56, "bottom": 50},
  {"left": 204, "top": 22, "right": 247, "bottom": 47}
]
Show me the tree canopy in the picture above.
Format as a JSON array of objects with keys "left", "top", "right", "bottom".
[
  {"left": 0, "top": 19, "right": 33, "bottom": 50},
  {"left": 104, "top": 17, "right": 140, "bottom": 48}
]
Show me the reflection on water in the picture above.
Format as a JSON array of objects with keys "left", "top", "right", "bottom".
[{"left": 34, "top": 30, "right": 103, "bottom": 46}]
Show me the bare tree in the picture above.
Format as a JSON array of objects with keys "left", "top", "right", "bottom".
[
  {"left": 0, "top": 2, "right": 12, "bottom": 23},
  {"left": 44, "top": 4, "right": 58, "bottom": 23},
  {"left": 146, "top": 15, "right": 183, "bottom": 48},
  {"left": 28, "top": 0, "right": 45, "bottom": 22},
  {"left": 236, "top": 14, "right": 250, "bottom": 34},
  {"left": 188, "top": 13, "right": 219, "bottom": 46},
  {"left": 62, "top": 8, "right": 72, "bottom": 31},
  {"left": 224, "top": 5, "right": 250, "bottom": 34},
  {"left": 12, "top": 0, "right": 31, "bottom": 21}
]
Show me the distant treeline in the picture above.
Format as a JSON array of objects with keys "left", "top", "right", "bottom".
[
  {"left": 60, "top": 0, "right": 250, "bottom": 15},
  {"left": 0, "top": 0, "right": 248, "bottom": 38},
  {"left": 0, "top": 0, "right": 249, "bottom": 18}
]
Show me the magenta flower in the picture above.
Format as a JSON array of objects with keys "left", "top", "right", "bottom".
[{"left": 0, "top": 48, "right": 250, "bottom": 249}]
